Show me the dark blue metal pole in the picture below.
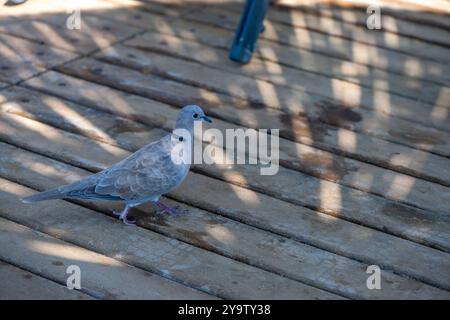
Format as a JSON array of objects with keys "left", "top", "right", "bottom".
[{"left": 229, "top": 0, "right": 270, "bottom": 64}]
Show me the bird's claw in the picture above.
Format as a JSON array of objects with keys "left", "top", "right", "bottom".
[
  {"left": 113, "top": 208, "right": 136, "bottom": 225},
  {"left": 120, "top": 215, "right": 136, "bottom": 225},
  {"left": 112, "top": 210, "right": 121, "bottom": 217}
]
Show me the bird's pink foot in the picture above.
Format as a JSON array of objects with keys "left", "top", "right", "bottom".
[
  {"left": 155, "top": 201, "right": 188, "bottom": 216},
  {"left": 113, "top": 206, "right": 136, "bottom": 225}
]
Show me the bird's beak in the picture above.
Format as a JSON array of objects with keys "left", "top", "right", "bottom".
[{"left": 201, "top": 115, "right": 212, "bottom": 123}]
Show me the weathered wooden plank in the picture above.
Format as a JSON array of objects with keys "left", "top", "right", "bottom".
[
  {"left": 103, "top": 41, "right": 450, "bottom": 117},
  {"left": 0, "top": 260, "right": 93, "bottom": 300},
  {"left": 124, "top": 31, "right": 449, "bottom": 109},
  {"left": 297, "top": 0, "right": 450, "bottom": 13},
  {"left": 343, "top": 4, "right": 450, "bottom": 30},
  {"left": 120, "top": 34, "right": 450, "bottom": 154},
  {"left": 0, "top": 173, "right": 339, "bottom": 300},
  {"left": 273, "top": 5, "right": 450, "bottom": 46},
  {"left": 277, "top": 0, "right": 450, "bottom": 20},
  {"left": 272, "top": 1, "right": 450, "bottom": 37},
  {"left": 0, "top": 217, "right": 214, "bottom": 300},
  {"left": 0, "top": 110, "right": 132, "bottom": 171},
  {"left": 0, "top": 85, "right": 170, "bottom": 146},
  {"left": 0, "top": 0, "right": 119, "bottom": 20},
  {"left": 107, "top": 0, "right": 203, "bottom": 17},
  {"left": 92, "top": 48, "right": 450, "bottom": 132},
  {"left": 0, "top": 155, "right": 447, "bottom": 299},
  {"left": 0, "top": 16, "right": 140, "bottom": 54},
  {"left": 185, "top": 7, "right": 450, "bottom": 65},
  {"left": 0, "top": 0, "right": 172, "bottom": 23},
  {"left": 43, "top": 60, "right": 450, "bottom": 188},
  {"left": 0, "top": 131, "right": 449, "bottom": 293},
  {"left": 0, "top": 33, "right": 78, "bottom": 84},
  {"left": 225, "top": 1, "right": 450, "bottom": 48},
  {"left": 89, "top": 4, "right": 450, "bottom": 85}
]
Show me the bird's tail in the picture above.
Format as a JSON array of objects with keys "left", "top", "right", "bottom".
[{"left": 21, "top": 188, "right": 65, "bottom": 203}]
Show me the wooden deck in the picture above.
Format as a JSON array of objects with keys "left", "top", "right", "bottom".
[{"left": 0, "top": 0, "right": 449, "bottom": 299}]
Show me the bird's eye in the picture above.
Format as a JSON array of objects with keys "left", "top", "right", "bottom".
[
  {"left": 193, "top": 113, "right": 199, "bottom": 119},
  {"left": 178, "top": 136, "right": 184, "bottom": 142}
]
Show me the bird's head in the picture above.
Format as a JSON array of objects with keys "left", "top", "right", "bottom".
[{"left": 175, "top": 105, "right": 212, "bottom": 130}]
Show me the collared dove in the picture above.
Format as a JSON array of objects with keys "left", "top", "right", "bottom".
[{"left": 21, "top": 105, "right": 212, "bottom": 225}]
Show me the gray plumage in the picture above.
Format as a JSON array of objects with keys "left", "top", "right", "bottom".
[{"left": 21, "top": 105, "right": 212, "bottom": 224}]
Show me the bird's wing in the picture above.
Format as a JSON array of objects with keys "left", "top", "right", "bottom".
[
  {"left": 21, "top": 171, "right": 121, "bottom": 203},
  {"left": 94, "top": 135, "right": 183, "bottom": 201},
  {"left": 61, "top": 174, "right": 120, "bottom": 200}
]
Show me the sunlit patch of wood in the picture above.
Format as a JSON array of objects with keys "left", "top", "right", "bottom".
[
  {"left": 387, "top": 174, "right": 417, "bottom": 200},
  {"left": 338, "top": 129, "right": 357, "bottom": 152},
  {"left": 206, "top": 224, "right": 236, "bottom": 244},
  {"left": 28, "top": 240, "right": 122, "bottom": 266}
]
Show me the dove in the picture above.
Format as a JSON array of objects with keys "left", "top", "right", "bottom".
[{"left": 21, "top": 105, "right": 212, "bottom": 225}]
